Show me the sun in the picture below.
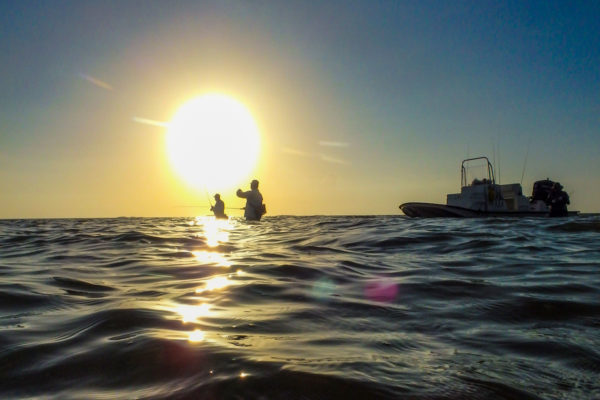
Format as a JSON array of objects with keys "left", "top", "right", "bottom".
[{"left": 166, "top": 94, "right": 260, "bottom": 191}]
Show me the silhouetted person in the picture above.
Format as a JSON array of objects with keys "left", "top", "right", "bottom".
[
  {"left": 210, "top": 194, "right": 228, "bottom": 219},
  {"left": 236, "top": 179, "right": 265, "bottom": 221},
  {"left": 547, "top": 182, "right": 570, "bottom": 217}
]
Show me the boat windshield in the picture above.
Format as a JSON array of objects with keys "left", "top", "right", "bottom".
[{"left": 461, "top": 157, "right": 495, "bottom": 187}]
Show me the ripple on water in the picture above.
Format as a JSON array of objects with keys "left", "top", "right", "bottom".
[{"left": 0, "top": 215, "right": 598, "bottom": 399}]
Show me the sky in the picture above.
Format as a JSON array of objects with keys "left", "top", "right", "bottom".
[{"left": 1, "top": 0, "right": 599, "bottom": 218}]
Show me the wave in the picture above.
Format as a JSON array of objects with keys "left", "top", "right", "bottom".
[{"left": 0, "top": 215, "right": 599, "bottom": 399}]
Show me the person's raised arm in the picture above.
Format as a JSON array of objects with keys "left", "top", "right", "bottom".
[{"left": 236, "top": 189, "right": 249, "bottom": 198}]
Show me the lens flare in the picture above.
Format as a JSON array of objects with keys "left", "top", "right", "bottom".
[
  {"left": 365, "top": 280, "right": 398, "bottom": 303},
  {"left": 310, "top": 278, "right": 337, "bottom": 301}
]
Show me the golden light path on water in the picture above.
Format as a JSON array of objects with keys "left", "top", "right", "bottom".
[
  {"left": 191, "top": 250, "right": 231, "bottom": 267},
  {"left": 196, "top": 276, "right": 231, "bottom": 293},
  {"left": 188, "top": 330, "right": 205, "bottom": 342},
  {"left": 170, "top": 216, "right": 241, "bottom": 343},
  {"left": 166, "top": 216, "right": 399, "bottom": 347},
  {"left": 176, "top": 303, "right": 211, "bottom": 323}
]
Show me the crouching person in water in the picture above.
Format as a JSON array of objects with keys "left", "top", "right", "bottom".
[
  {"left": 547, "top": 183, "right": 570, "bottom": 217},
  {"left": 210, "top": 194, "right": 228, "bottom": 219},
  {"left": 236, "top": 179, "right": 266, "bottom": 221}
]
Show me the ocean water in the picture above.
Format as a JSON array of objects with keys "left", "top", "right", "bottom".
[{"left": 1, "top": 215, "right": 599, "bottom": 399}]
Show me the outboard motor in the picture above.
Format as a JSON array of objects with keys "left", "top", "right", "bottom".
[
  {"left": 531, "top": 179, "right": 555, "bottom": 205},
  {"left": 547, "top": 182, "right": 570, "bottom": 217}
]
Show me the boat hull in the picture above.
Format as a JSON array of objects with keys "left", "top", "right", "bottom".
[{"left": 399, "top": 202, "right": 578, "bottom": 218}]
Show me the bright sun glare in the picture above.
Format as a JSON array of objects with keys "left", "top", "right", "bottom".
[{"left": 166, "top": 94, "right": 260, "bottom": 191}]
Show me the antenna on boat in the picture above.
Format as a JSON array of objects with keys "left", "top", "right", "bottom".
[
  {"left": 492, "top": 140, "right": 496, "bottom": 182},
  {"left": 520, "top": 136, "right": 532, "bottom": 185},
  {"left": 496, "top": 139, "right": 501, "bottom": 185}
]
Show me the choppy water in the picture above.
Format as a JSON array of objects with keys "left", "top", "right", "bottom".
[{"left": 1, "top": 215, "right": 599, "bottom": 399}]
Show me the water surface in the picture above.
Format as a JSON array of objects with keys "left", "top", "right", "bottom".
[{"left": 1, "top": 215, "right": 599, "bottom": 399}]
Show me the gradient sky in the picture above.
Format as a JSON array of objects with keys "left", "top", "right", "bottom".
[{"left": 1, "top": 0, "right": 599, "bottom": 218}]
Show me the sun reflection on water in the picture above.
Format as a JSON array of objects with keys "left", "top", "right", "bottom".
[
  {"left": 190, "top": 216, "right": 233, "bottom": 247},
  {"left": 196, "top": 276, "right": 230, "bottom": 293},
  {"left": 171, "top": 217, "right": 241, "bottom": 343},
  {"left": 175, "top": 303, "right": 211, "bottom": 323},
  {"left": 192, "top": 250, "right": 232, "bottom": 267},
  {"left": 189, "top": 329, "right": 205, "bottom": 342}
]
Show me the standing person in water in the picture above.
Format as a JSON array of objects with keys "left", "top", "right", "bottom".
[
  {"left": 236, "top": 179, "right": 266, "bottom": 221},
  {"left": 210, "top": 194, "right": 228, "bottom": 219}
]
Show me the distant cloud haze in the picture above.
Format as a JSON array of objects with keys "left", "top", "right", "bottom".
[
  {"left": 319, "top": 141, "right": 350, "bottom": 147},
  {"left": 80, "top": 73, "right": 114, "bottom": 90},
  {"left": 283, "top": 147, "right": 348, "bottom": 165},
  {"left": 132, "top": 117, "right": 169, "bottom": 128},
  {"left": 282, "top": 147, "right": 310, "bottom": 157},
  {"left": 319, "top": 154, "right": 348, "bottom": 165}
]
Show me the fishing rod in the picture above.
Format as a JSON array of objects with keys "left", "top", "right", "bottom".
[
  {"left": 174, "top": 205, "right": 247, "bottom": 210},
  {"left": 178, "top": 185, "right": 247, "bottom": 211},
  {"left": 204, "top": 187, "right": 213, "bottom": 209}
]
